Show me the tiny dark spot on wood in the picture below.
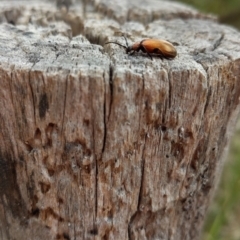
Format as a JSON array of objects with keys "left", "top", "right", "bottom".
[
  {"left": 23, "top": 31, "right": 33, "bottom": 36},
  {"left": 46, "top": 123, "right": 56, "bottom": 134},
  {"left": 39, "top": 181, "right": 51, "bottom": 194},
  {"left": 28, "top": 53, "right": 41, "bottom": 64},
  {"left": 85, "top": 148, "right": 92, "bottom": 156},
  {"left": 108, "top": 209, "right": 113, "bottom": 219},
  {"left": 185, "top": 130, "right": 193, "bottom": 139},
  {"left": 43, "top": 156, "right": 48, "bottom": 165},
  {"left": 46, "top": 123, "right": 57, "bottom": 147},
  {"left": 145, "top": 100, "right": 148, "bottom": 108},
  {"left": 39, "top": 93, "right": 49, "bottom": 119},
  {"left": 180, "top": 163, "right": 186, "bottom": 169},
  {"left": 9, "top": 20, "right": 16, "bottom": 25},
  {"left": 166, "top": 154, "right": 169, "bottom": 158},
  {"left": 24, "top": 141, "right": 33, "bottom": 152},
  {"left": 103, "top": 234, "right": 108, "bottom": 240},
  {"left": 56, "top": 233, "right": 69, "bottom": 240},
  {"left": 47, "top": 168, "right": 55, "bottom": 176},
  {"left": 161, "top": 126, "right": 167, "bottom": 132},
  {"left": 83, "top": 118, "right": 90, "bottom": 126},
  {"left": 171, "top": 141, "right": 184, "bottom": 160},
  {"left": 31, "top": 195, "right": 39, "bottom": 211},
  {"left": 84, "top": 165, "right": 91, "bottom": 174},
  {"left": 58, "top": 197, "right": 64, "bottom": 204},
  {"left": 191, "top": 139, "right": 207, "bottom": 170},
  {"left": 89, "top": 228, "right": 98, "bottom": 235},
  {"left": 19, "top": 156, "right": 24, "bottom": 163},
  {"left": 63, "top": 233, "right": 70, "bottom": 240},
  {"left": 181, "top": 198, "right": 192, "bottom": 211},
  {"left": 35, "top": 128, "right": 41, "bottom": 139},
  {"left": 155, "top": 102, "right": 161, "bottom": 110},
  {"left": 31, "top": 207, "right": 40, "bottom": 217},
  {"left": 201, "top": 183, "right": 212, "bottom": 194}
]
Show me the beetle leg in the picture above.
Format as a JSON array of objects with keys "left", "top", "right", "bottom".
[
  {"left": 129, "top": 50, "right": 135, "bottom": 55},
  {"left": 157, "top": 53, "right": 163, "bottom": 60},
  {"left": 141, "top": 45, "right": 153, "bottom": 60},
  {"left": 153, "top": 48, "right": 164, "bottom": 60}
]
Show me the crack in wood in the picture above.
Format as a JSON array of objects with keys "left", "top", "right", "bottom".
[{"left": 212, "top": 33, "right": 224, "bottom": 51}]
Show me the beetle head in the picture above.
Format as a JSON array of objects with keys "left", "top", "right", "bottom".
[{"left": 126, "top": 46, "right": 132, "bottom": 53}]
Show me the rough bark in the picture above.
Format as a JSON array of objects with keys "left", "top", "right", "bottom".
[{"left": 0, "top": 1, "right": 240, "bottom": 240}]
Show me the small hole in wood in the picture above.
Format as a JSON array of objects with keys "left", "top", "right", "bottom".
[
  {"left": 161, "top": 126, "right": 167, "bottom": 132},
  {"left": 89, "top": 228, "right": 98, "bottom": 235}
]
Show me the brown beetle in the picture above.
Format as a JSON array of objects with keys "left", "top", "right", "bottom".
[{"left": 105, "top": 36, "right": 177, "bottom": 60}]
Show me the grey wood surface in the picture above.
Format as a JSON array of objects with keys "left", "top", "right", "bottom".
[{"left": 0, "top": 1, "right": 240, "bottom": 240}]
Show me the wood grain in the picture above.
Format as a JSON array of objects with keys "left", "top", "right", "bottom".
[{"left": 0, "top": 1, "right": 240, "bottom": 239}]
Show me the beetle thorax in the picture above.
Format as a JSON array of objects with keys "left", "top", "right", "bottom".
[{"left": 132, "top": 42, "right": 141, "bottom": 51}]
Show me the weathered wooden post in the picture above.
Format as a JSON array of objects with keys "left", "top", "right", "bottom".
[{"left": 0, "top": 1, "right": 240, "bottom": 239}]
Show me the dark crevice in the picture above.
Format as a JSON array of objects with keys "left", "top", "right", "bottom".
[
  {"left": 94, "top": 65, "right": 112, "bottom": 233},
  {"left": 128, "top": 71, "right": 146, "bottom": 240},
  {"left": 161, "top": 125, "right": 167, "bottom": 132},
  {"left": 128, "top": 71, "right": 144, "bottom": 240},
  {"left": 128, "top": 157, "right": 145, "bottom": 240},
  {"left": 101, "top": 64, "right": 113, "bottom": 154},
  {"left": 95, "top": 151, "right": 98, "bottom": 221},
  {"left": 28, "top": 71, "right": 36, "bottom": 125},
  {"left": 108, "top": 64, "right": 114, "bottom": 122},
  {"left": 203, "top": 86, "right": 212, "bottom": 114},
  {"left": 212, "top": 33, "right": 224, "bottom": 51},
  {"left": 56, "top": 0, "right": 73, "bottom": 11},
  {"left": 39, "top": 93, "right": 49, "bottom": 119},
  {"left": 94, "top": 76, "right": 101, "bottom": 233},
  {"left": 193, "top": 60, "right": 210, "bottom": 118},
  {"left": 9, "top": 70, "right": 14, "bottom": 109},
  {"left": 168, "top": 71, "right": 172, "bottom": 110},
  {"left": 61, "top": 74, "right": 68, "bottom": 135},
  {"left": 163, "top": 69, "right": 172, "bottom": 124},
  {"left": 89, "top": 228, "right": 98, "bottom": 235},
  {"left": 101, "top": 79, "right": 107, "bottom": 155},
  {"left": 128, "top": 210, "right": 137, "bottom": 240},
  {"left": 89, "top": 75, "right": 98, "bottom": 232},
  {"left": 138, "top": 71, "right": 145, "bottom": 135},
  {"left": 138, "top": 153, "right": 145, "bottom": 210},
  {"left": 102, "top": 103, "right": 107, "bottom": 154},
  {"left": 137, "top": 74, "right": 146, "bottom": 211},
  {"left": 98, "top": 66, "right": 113, "bottom": 223},
  {"left": 128, "top": 132, "right": 147, "bottom": 240},
  {"left": 219, "top": 52, "right": 233, "bottom": 60}
]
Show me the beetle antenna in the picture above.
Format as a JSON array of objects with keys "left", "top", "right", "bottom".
[
  {"left": 105, "top": 41, "right": 127, "bottom": 49},
  {"left": 122, "top": 35, "right": 129, "bottom": 48}
]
